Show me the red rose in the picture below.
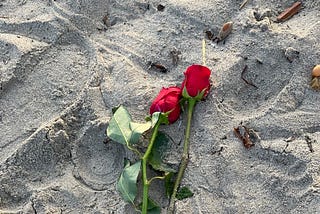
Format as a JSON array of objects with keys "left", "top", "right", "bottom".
[
  {"left": 150, "top": 87, "right": 181, "bottom": 123},
  {"left": 181, "top": 64, "right": 211, "bottom": 98}
]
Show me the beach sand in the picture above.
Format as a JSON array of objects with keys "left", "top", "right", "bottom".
[{"left": 1, "top": 0, "right": 319, "bottom": 213}]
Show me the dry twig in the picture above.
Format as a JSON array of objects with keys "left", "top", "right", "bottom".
[
  {"left": 239, "top": 0, "right": 250, "bottom": 10},
  {"left": 277, "top": 1, "right": 302, "bottom": 22},
  {"left": 241, "top": 65, "right": 258, "bottom": 88}
]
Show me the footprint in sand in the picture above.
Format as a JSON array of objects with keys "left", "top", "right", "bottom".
[{"left": 72, "top": 122, "right": 126, "bottom": 191}]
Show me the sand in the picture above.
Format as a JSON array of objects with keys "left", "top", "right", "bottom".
[{"left": 1, "top": 0, "right": 319, "bottom": 213}]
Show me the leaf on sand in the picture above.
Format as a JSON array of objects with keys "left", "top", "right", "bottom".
[
  {"left": 165, "top": 174, "right": 194, "bottom": 200},
  {"left": 107, "top": 105, "right": 151, "bottom": 145},
  {"left": 148, "top": 132, "right": 176, "bottom": 173},
  {"left": 117, "top": 161, "right": 141, "bottom": 204},
  {"left": 176, "top": 186, "right": 194, "bottom": 200}
]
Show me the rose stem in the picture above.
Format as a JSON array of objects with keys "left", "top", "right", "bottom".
[
  {"left": 141, "top": 119, "right": 161, "bottom": 214},
  {"left": 168, "top": 98, "right": 196, "bottom": 213}
]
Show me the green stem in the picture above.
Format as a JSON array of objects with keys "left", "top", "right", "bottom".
[
  {"left": 149, "top": 175, "right": 166, "bottom": 184},
  {"left": 141, "top": 120, "right": 161, "bottom": 214},
  {"left": 168, "top": 98, "right": 196, "bottom": 214},
  {"left": 127, "top": 144, "right": 142, "bottom": 158}
]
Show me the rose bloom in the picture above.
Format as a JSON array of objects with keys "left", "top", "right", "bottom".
[
  {"left": 150, "top": 86, "right": 181, "bottom": 123},
  {"left": 181, "top": 64, "right": 211, "bottom": 98}
]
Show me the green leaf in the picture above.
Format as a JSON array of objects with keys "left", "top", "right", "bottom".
[
  {"left": 112, "top": 105, "right": 121, "bottom": 114},
  {"left": 149, "top": 112, "right": 168, "bottom": 127},
  {"left": 148, "top": 132, "right": 176, "bottom": 173},
  {"left": 165, "top": 172, "right": 174, "bottom": 198},
  {"left": 146, "top": 198, "right": 161, "bottom": 214},
  {"left": 151, "top": 112, "right": 161, "bottom": 127},
  {"left": 117, "top": 161, "right": 141, "bottom": 204},
  {"left": 182, "top": 86, "right": 191, "bottom": 99},
  {"left": 138, "top": 197, "right": 161, "bottom": 214},
  {"left": 130, "top": 121, "right": 152, "bottom": 143},
  {"left": 123, "top": 158, "right": 131, "bottom": 168},
  {"left": 182, "top": 85, "right": 207, "bottom": 100},
  {"left": 107, "top": 106, "right": 151, "bottom": 145},
  {"left": 146, "top": 112, "right": 169, "bottom": 127},
  {"left": 107, "top": 106, "right": 132, "bottom": 145},
  {"left": 158, "top": 112, "right": 169, "bottom": 125},
  {"left": 176, "top": 186, "right": 194, "bottom": 200}
]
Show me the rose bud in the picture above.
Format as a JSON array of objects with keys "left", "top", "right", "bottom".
[
  {"left": 150, "top": 86, "right": 182, "bottom": 123},
  {"left": 181, "top": 64, "right": 211, "bottom": 99}
]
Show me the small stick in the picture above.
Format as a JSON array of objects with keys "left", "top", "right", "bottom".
[
  {"left": 239, "top": 0, "right": 250, "bottom": 10},
  {"left": 241, "top": 65, "right": 258, "bottom": 88},
  {"left": 202, "top": 39, "right": 206, "bottom": 66},
  {"left": 277, "top": 1, "right": 302, "bottom": 22}
]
